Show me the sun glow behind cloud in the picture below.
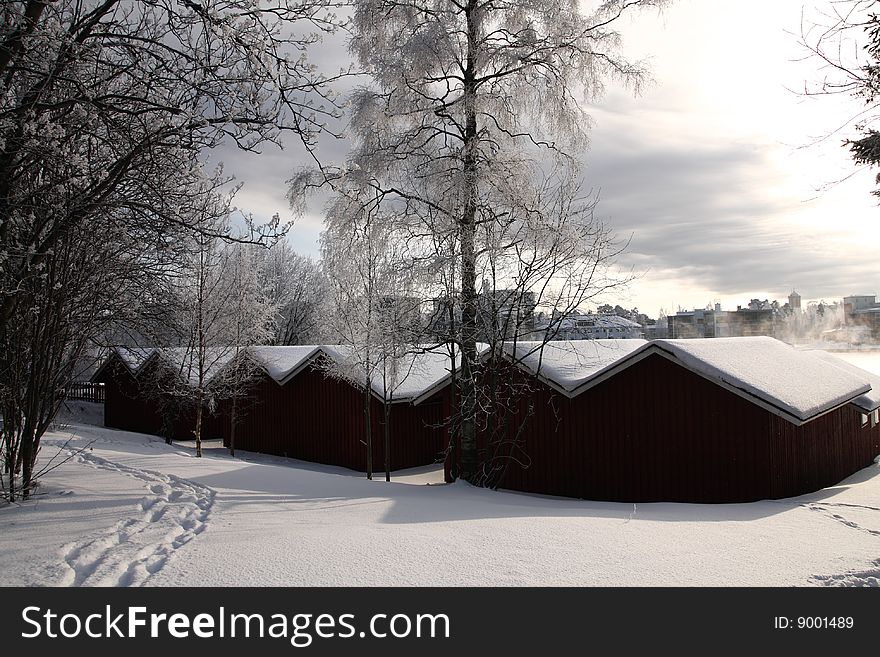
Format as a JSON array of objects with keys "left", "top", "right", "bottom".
[
  {"left": 219, "top": 0, "right": 880, "bottom": 317},
  {"left": 583, "top": 0, "right": 880, "bottom": 314}
]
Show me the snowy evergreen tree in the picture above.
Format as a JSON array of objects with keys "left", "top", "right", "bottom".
[{"left": 801, "top": 0, "right": 880, "bottom": 195}]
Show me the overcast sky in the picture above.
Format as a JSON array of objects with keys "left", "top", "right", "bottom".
[{"left": 222, "top": 0, "right": 880, "bottom": 319}]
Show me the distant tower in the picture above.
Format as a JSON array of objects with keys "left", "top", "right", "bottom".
[{"left": 788, "top": 290, "right": 801, "bottom": 312}]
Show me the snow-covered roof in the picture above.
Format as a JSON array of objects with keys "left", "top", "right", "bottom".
[
  {"left": 803, "top": 350, "right": 880, "bottom": 413},
  {"left": 247, "top": 346, "right": 322, "bottom": 384},
  {"left": 387, "top": 349, "right": 458, "bottom": 401},
  {"left": 90, "top": 347, "right": 156, "bottom": 382},
  {"left": 114, "top": 347, "right": 156, "bottom": 374},
  {"left": 505, "top": 340, "right": 648, "bottom": 394},
  {"left": 96, "top": 342, "right": 471, "bottom": 402},
  {"left": 591, "top": 315, "right": 642, "bottom": 329},
  {"left": 96, "top": 339, "right": 873, "bottom": 423},
  {"left": 148, "top": 347, "right": 237, "bottom": 387},
  {"left": 587, "top": 337, "right": 871, "bottom": 425},
  {"left": 319, "top": 344, "right": 462, "bottom": 404},
  {"left": 545, "top": 314, "right": 643, "bottom": 332}
]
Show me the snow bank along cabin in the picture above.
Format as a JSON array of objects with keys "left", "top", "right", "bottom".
[
  {"left": 444, "top": 337, "right": 880, "bottom": 503},
  {"left": 93, "top": 345, "right": 451, "bottom": 472}
]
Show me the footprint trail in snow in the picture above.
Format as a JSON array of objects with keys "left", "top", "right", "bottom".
[
  {"left": 804, "top": 502, "right": 880, "bottom": 587},
  {"left": 55, "top": 447, "right": 215, "bottom": 586}
]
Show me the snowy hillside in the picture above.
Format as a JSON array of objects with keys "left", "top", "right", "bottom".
[{"left": 1, "top": 395, "right": 879, "bottom": 587}]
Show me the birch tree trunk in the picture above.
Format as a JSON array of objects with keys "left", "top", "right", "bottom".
[
  {"left": 458, "top": 0, "right": 480, "bottom": 482},
  {"left": 364, "top": 373, "right": 373, "bottom": 480}
]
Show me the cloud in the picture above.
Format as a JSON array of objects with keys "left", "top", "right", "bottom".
[
  {"left": 578, "top": 85, "right": 880, "bottom": 310},
  {"left": 202, "top": 0, "right": 880, "bottom": 316}
]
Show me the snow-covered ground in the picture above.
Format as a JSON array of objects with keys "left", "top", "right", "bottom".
[
  {"left": 833, "top": 351, "right": 880, "bottom": 377},
  {"left": 3, "top": 368, "right": 880, "bottom": 587}
]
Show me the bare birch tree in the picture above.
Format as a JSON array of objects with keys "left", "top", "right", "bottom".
[
  {"left": 294, "top": 0, "right": 665, "bottom": 483},
  {"left": 320, "top": 188, "right": 424, "bottom": 479},
  {"left": 148, "top": 176, "right": 276, "bottom": 457},
  {"left": 217, "top": 242, "right": 277, "bottom": 458},
  {"left": 0, "top": 0, "right": 343, "bottom": 497},
  {"left": 260, "top": 243, "right": 326, "bottom": 345}
]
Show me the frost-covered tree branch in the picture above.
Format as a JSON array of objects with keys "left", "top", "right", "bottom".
[
  {"left": 293, "top": 0, "right": 665, "bottom": 484},
  {"left": 800, "top": 0, "right": 880, "bottom": 194},
  {"left": 0, "top": 0, "right": 347, "bottom": 498}
]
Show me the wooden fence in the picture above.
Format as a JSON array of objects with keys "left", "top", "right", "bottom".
[{"left": 65, "top": 382, "right": 105, "bottom": 403}]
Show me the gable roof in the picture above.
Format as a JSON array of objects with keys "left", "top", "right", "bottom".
[
  {"left": 246, "top": 346, "right": 323, "bottom": 385},
  {"left": 588, "top": 315, "right": 643, "bottom": 329},
  {"left": 91, "top": 343, "right": 466, "bottom": 403},
  {"left": 144, "top": 347, "right": 237, "bottom": 387},
  {"left": 90, "top": 347, "right": 156, "bottom": 382},
  {"left": 504, "top": 339, "right": 648, "bottom": 395},
  {"left": 572, "top": 337, "right": 871, "bottom": 425},
  {"left": 407, "top": 343, "right": 495, "bottom": 404},
  {"left": 320, "top": 344, "right": 467, "bottom": 404}
]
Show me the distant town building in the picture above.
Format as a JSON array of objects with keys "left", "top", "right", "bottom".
[
  {"left": 669, "top": 303, "right": 777, "bottom": 339},
  {"left": 428, "top": 285, "right": 537, "bottom": 341},
  {"left": 843, "top": 295, "right": 877, "bottom": 313},
  {"left": 843, "top": 295, "right": 880, "bottom": 340},
  {"left": 668, "top": 308, "right": 730, "bottom": 339},
  {"left": 540, "top": 311, "right": 644, "bottom": 340},
  {"left": 377, "top": 295, "right": 424, "bottom": 337},
  {"left": 788, "top": 290, "right": 801, "bottom": 312},
  {"left": 729, "top": 305, "right": 776, "bottom": 337},
  {"left": 477, "top": 284, "right": 536, "bottom": 340},
  {"left": 643, "top": 322, "right": 664, "bottom": 340}
]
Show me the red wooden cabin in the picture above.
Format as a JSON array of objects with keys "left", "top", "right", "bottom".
[
  {"left": 221, "top": 346, "right": 451, "bottom": 472},
  {"left": 446, "top": 338, "right": 880, "bottom": 503},
  {"left": 92, "top": 347, "right": 225, "bottom": 441}
]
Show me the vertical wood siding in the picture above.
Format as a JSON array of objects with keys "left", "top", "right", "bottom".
[
  {"left": 769, "top": 406, "right": 879, "bottom": 498},
  {"left": 447, "top": 353, "right": 880, "bottom": 502},
  {"left": 96, "top": 357, "right": 224, "bottom": 442},
  {"left": 98, "top": 349, "right": 880, "bottom": 497},
  {"left": 224, "top": 366, "right": 447, "bottom": 472}
]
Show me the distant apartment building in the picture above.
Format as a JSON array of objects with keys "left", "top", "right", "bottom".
[
  {"left": 669, "top": 303, "right": 776, "bottom": 339},
  {"left": 542, "top": 311, "right": 644, "bottom": 340},
  {"left": 478, "top": 287, "right": 536, "bottom": 339},
  {"left": 843, "top": 295, "right": 880, "bottom": 339},
  {"left": 668, "top": 305, "right": 730, "bottom": 339},
  {"left": 428, "top": 286, "right": 536, "bottom": 340},
  {"left": 729, "top": 305, "right": 777, "bottom": 337},
  {"left": 377, "top": 295, "right": 425, "bottom": 337},
  {"left": 643, "top": 320, "right": 667, "bottom": 340}
]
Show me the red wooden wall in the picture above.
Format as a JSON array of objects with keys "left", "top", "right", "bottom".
[
  {"left": 223, "top": 365, "right": 448, "bottom": 472},
  {"left": 96, "top": 357, "right": 162, "bottom": 435},
  {"left": 448, "top": 353, "right": 880, "bottom": 502},
  {"left": 769, "top": 408, "right": 878, "bottom": 498},
  {"left": 95, "top": 356, "right": 224, "bottom": 442}
]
